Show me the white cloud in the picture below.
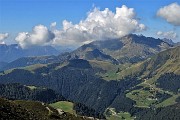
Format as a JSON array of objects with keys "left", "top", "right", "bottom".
[
  {"left": 15, "top": 25, "right": 55, "bottom": 48},
  {"left": 157, "top": 3, "right": 180, "bottom": 26},
  {"left": 0, "top": 33, "right": 9, "bottom": 40},
  {"left": 52, "top": 5, "right": 146, "bottom": 46},
  {"left": 157, "top": 31, "right": 177, "bottom": 39},
  {"left": 0, "top": 33, "right": 9, "bottom": 44},
  {"left": 15, "top": 5, "right": 146, "bottom": 47},
  {"left": 50, "top": 22, "right": 57, "bottom": 29}
]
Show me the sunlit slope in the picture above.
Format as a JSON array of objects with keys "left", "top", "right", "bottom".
[{"left": 117, "top": 46, "right": 180, "bottom": 79}]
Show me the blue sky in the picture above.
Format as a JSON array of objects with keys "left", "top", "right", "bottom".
[{"left": 0, "top": 0, "right": 180, "bottom": 46}]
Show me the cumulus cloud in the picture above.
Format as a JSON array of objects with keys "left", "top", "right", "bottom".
[
  {"left": 0, "top": 33, "right": 9, "bottom": 44},
  {"left": 157, "top": 3, "right": 180, "bottom": 26},
  {"left": 15, "top": 5, "right": 146, "bottom": 47},
  {"left": 15, "top": 25, "right": 55, "bottom": 48},
  {"left": 52, "top": 5, "right": 146, "bottom": 46},
  {"left": 157, "top": 31, "right": 177, "bottom": 39}
]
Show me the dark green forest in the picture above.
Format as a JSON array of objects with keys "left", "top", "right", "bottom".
[{"left": 156, "top": 73, "right": 180, "bottom": 93}]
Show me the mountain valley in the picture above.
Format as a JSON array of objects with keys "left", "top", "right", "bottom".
[{"left": 0, "top": 35, "right": 179, "bottom": 119}]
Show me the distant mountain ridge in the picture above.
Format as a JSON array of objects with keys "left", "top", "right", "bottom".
[
  {"left": 162, "top": 38, "right": 175, "bottom": 45},
  {"left": 0, "top": 44, "right": 59, "bottom": 62},
  {"left": 0, "top": 34, "right": 173, "bottom": 70}
]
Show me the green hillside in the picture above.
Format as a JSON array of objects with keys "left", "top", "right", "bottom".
[
  {"left": 0, "top": 98, "right": 90, "bottom": 120},
  {"left": 118, "top": 46, "right": 180, "bottom": 79},
  {"left": 50, "top": 101, "right": 75, "bottom": 114},
  {"left": 119, "top": 46, "right": 180, "bottom": 108}
]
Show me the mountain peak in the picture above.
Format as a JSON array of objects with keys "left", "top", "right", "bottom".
[
  {"left": 72, "top": 34, "right": 172, "bottom": 63},
  {"left": 162, "top": 38, "right": 175, "bottom": 45}
]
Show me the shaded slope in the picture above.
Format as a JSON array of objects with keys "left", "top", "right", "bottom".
[
  {"left": 0, "top": 83, "right": 65, "bottom": 103},
  {"left": 136, "top": 102, "right": 180, "bottom": 120}
]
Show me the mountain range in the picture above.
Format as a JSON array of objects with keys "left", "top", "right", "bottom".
[
  {"left": 72, "top": 34, "right": 172, "bottom": 63},
  {"left": 0, "top": 34, "right": 180, "bottom": 120},
  {"left": 0, "top": 44, "right": 59, "bottom": 63},
  {"left": 0, "top": 34, "right": 173, "bottom": 71}
]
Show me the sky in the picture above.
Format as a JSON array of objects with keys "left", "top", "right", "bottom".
[{"left": 0, "top": 0, "right": 180, "bottom": 48}]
